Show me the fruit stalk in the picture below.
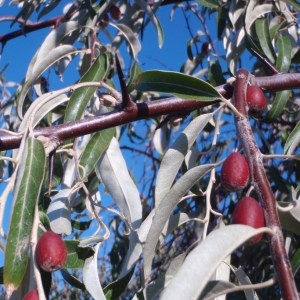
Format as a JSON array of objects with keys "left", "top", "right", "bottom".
[{"left": 234, "top": 69, "right": 299, "bottom": 300}]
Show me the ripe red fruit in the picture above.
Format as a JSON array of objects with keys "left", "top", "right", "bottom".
[
  {"left": 232, "top": 196, "right": 265, "bottom": 244},
  {"left": 201, "top": 42, "right": 210, "bottom": 56},
  {"left": 221, "top": 152, "right": 250, "bottom": 192},
  {"left": 109, "top": 5, "right": 122, "bottom": 20},
  {"left": 35, "top": 231, "right": 67, "bottom": 272},
  {"left": 98, "top": 13, "right": 109, "bottom": 28},
  {"left": 246, "top": 85, "right": 267, "bottom": 116},
  {"left": 23, "top": 289, "right": 39, "bottom": 300}
]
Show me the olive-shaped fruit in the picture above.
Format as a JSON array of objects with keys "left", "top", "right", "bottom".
[
  {"left": 98, "top": 13, "right": 109, "bottom": 28},
  {"left": 23, "top": 289, "right": 39, "bottom": 300},
  {"left": 246, "top": 85, "right": 267, "bottom": 116},
  {"left": 233, "top": 196, "right": 265, "bottom": 244},
  {"left": 221, "top": 152, "right": 250, "bottom": 192},
  {"left": 109, "top": 5, "right": 122, "bottom": 20},
  {"left": 35, "top": 231, "right": 67, "bottom": 272}
]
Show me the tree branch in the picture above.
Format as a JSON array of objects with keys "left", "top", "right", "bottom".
[
  {"left": 1, "top": 69, "right": 300, "bottom": 152},
  {"left": 234, "top": 69, "right": 299, "bottom": 300},
  {"left": 0, "top": 15, "right": 66, "bottom": 48},
  {"left": 252, "top": 73, "right": 300, "bottom": 91},
  {"left": 0, "top": 97, "right": 219, "bottom": 151}
]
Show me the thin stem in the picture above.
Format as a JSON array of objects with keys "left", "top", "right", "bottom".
[
  {"left": 205, "top": 278, "right": 276, "bottom": 300},
  {"left": 204, "top": 106, "right": 225, "bottom": 238},
  {"left": 250, "top": 48, "right": 280, "bottom": 75},
  {"left": 115, "top": 54, "right": 136, "bottom": 109},
  {"left": 31, "top": 205, "right": 47, "bottom": 300},
  {"left": 47, "top": 151, "right": 56, "bottom": 195}
]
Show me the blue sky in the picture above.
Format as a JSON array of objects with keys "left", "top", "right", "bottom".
[{"left": 0, "top": 2, "right": 212, "bottom": 83}]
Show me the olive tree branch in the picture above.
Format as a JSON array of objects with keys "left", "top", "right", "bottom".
[
  {"left": 234, "top": 69, "right": 299, "bottom": 300},
  {"left": 0, "top": 96, "right": 220, "bottom": 151},
  {"left": 0, "top": 15, "right": 66, "bottom": 49},
  {"left": 1, "top": 70, "right": 300, "bottom": 152}
]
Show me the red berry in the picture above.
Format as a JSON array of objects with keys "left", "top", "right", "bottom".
[
  {"left": 35, "top": 231, "right": 67, "bottom": 272},
  {"left": 109, "top": 5, "right": 122, "bottom": 20},
  {"left": 98, "top": 13, "right": 109, "bottom": 28},
  {"left": 232, "top": 196, "right": 265, "bottom": 244},
  {"left": 221, "top": 152, "right": 250, "bottom": 192},
  {"left": 201, "top": 42, "right": 210, "bottom": 56},
  {"left": 246, "top": 85, "right": 267, "bottom": 116},
  {"left": 23, "top": 289, "right": 39, "bottom": 300}
]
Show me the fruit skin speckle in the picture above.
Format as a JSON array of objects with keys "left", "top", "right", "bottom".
[
  {"left": 246, "top": 85, "right": 267, "bottom": 116},
  {"left": 232, "top": 196, "right": 265, "bottom": 245},
  {"left": 23, "top": 289, "right": 39, "bottom": 300},
  {"left": 221, "top": 152, "right": 250, "bottom": 192},
  {"left": 35, "top": 231, "right": 67, "bottom": 272}
]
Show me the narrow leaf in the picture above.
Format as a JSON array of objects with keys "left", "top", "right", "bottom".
[
  {"left": 291, "top": 247, "right": 300, "bottom": 274},
  {"left": 135, "top": 71, "right": 221, "bottom": 101},
  {"left": 283, "top": 0, "right": 300, "bottom": 12},
  {"left": 34, "top": 20, "right": 82, "bottom": 66},
  {"left": 208, "top": 60, "right": 226, "bottom": 86},
  {"left": 37, "top": 0, "right": 60, "bottom": 20},
  {"left": 64, "top": 53, "right": 109, "bottom": 123},
  {"left": 276, "top": 34, "right": 292, "bottom": 72},
  {"left": 284, "top": 121, "right": 300, "bottom": 155},
  {"left": 4, "top": 138, "right": 46, "bottom": 293},
  {"left": 17, "top": 45, "right": 79, "bottom": 118},
  {"left": 245, "top": 2, "right": 274, "bottom": 35},
  {"left": 255, "top": 18, "right": 276, "bottom": 64},
  {"left": 119, "top": 211, "right": 154, "bottom": 279},
  {"left": 213, "top": 254, "right": 231, "bottom": 300},
  {"left": 104, "top": 268, "right": 135, "bottom": 300},
  {"left": 61, "top": 269, "right": 86, "bottom": 290},
  {"left": 65, "top": 240, "right": 94, "bottom": 269},
  {"left": 111, "top": 23, "right": 142, "bottom": 59},
  {"left": 79, "top": 128, "right": 115, "bottom": 177},
  {"left": 127, "top": 62, "right": 142, "bottom": 93},
  {"left": 83, "top": 243, "right": 105, "bottom": 300},
  {"left": 267, "top": 90, "right": 291, "bottom": 121},
  {"left": 97, "top": 137, "right": 142, "bottom": 230},
  {"left": 47, "top": 189, "right": 72, "bottom": 235},
  {"left": 161, "top": 225, "right": 272, "bottom": 300},
  {"left": 120, "top": 211, "right": 192, "bottom": 280},
  {"left": 18, "top": 92, "right": 69, "bottom": 133},
  {"left": 225, "top": 28, "right": 246, "bottom": 74},
  {"left": 196, "top": 0, "right": 219, "bottom": 9},
  {"left": 144, "top": 163, "right": 216, "bottom": 281},
  {"left": 136, "top": 0, "right": 164, "bottom": 48},
  {"left": 234, "top": 267, "right": 258, "bottom": 300},
  {"left": 155, "top": 113, "right": 214, "bottom": 207}
]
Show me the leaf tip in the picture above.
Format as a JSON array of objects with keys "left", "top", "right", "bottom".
[{"left": 5, "top": 283, "right": 17, "bottom": 298}]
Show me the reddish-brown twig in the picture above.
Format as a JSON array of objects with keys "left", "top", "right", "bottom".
[
  {"left": 0, "top": 16, "right": 65, "bottom": 48},
  {"left": 1, "top": 70, "right": 300, "bottom": 152},
  {"left": 234, "top": 69, "right": 299, "bottom": 300}
]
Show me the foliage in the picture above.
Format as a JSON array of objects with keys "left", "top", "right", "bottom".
[{"left": 0, "top": 0, "right": 299, "bottom": 299}]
